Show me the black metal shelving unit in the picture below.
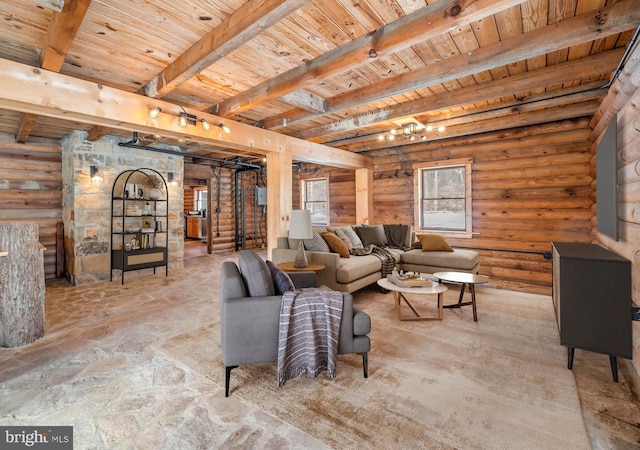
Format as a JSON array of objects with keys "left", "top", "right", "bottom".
[{"left": 110, "top": 168, "right": 168, "bottom": 284}]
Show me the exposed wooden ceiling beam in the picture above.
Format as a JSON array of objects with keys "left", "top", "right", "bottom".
[
  {"left": 324, "top": 82, "right": 607, "bottom": 147},
  {"left": 269, "top": 0, "right": 640, "bottom": 132},
  {"left": 279, "top": 90, "right": 327, "bottom": 114},
  {"left": 40, "top": 0, "right": 91, "bottom": 70},
  {"left": 0, "top": 58, "right": 370, "bottom": 170},
  {"left": 212, "top": 0, "right": 529, "bottom": 117},
  {"left": 346, "top": 99, "right": 601, "bottom": 153},
  {"left": 143, "top": 0, "right": 309, "bottom": 99},
  {"left": 15, "top": 114, "right": 39, "bottom": 144},
  {"left": 296, "top": 49, "right": 625, "bottom": 141},
  {"left": 16, "top": 0, "right": 91, "bottom": 144}
]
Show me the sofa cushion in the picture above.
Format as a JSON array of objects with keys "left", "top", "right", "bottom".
[
  {"left": 359, "top": 224, "right": 388, "bottom": 246},
  {"left": 304, "top": 231, "right": 331, "bottom": 253},
  {"left": 239, "top": 250, "right": 275, "bottom": 297},
  {"left": 386, "top": 248, "right": 404, "bottom": 263},
  {"left": 417, "top": 233, "right": 454, "bottom": 252},
  {"left": 321, "top": 232, "right": 350, "bottom": 258},
  {"left": 336, "top": 255, "right": 381, "bottom": 283},
  {"left": 354, "top": 226, "right": 386, "bottom": 247},
  {"left": 329, "top": 226, "right": 364, "bottom": 249},
  {"left": 402, "top": 249, "right": 480, "bottom": 271},
  {"left": 266, "top": 260, "right": 295, "bottom": 295}
]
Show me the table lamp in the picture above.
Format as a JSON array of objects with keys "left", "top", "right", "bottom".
[{"left": 289, "top": 209, "right": 313, "bottom": 268}]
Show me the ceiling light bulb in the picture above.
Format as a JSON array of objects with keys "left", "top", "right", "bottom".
[
  {"left": 153, "top": 134, "right": 162, "bottom": 140},
  {"left": 148, "top": 107, "right": 161, "bottom": 119},
  {"left": 388, "top": 135, "right": 395, "bottom": 141},
  {"left": 421, "top": 136, "right": 427, "bottom": 141},
  {"left": 177, "top": 138, "right": 185, "bottom": 144},
  {"left": 426, "top": 125, "right": 433, "bottom": 131},
  {"left": 219, "top": 123, "right": 231, "bottom": 134},
  {"left": 200, "top": 118, "right": 211, "bottom": 131},
  {"left": 378, "top": 135, "right": 385, "bottom": 141},
  {"left": 438, "top": 126, "right": 446, "bottom": 132},
  {"left": 410, "top": 136, "right": 415, "bottom": 141},
  {"left": 390, "top": 129, "right": 397, "bottom": 135},
  {"left": 178, "top": 115, "right": 188, "bottom": 128}
]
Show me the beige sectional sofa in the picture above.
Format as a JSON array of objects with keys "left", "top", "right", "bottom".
[{"left": 271, "top": 225, "right": 480, "bottom": 293}]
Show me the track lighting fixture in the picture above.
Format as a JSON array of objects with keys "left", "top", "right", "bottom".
[
  {"left": 178, "top": 112, "right": 197, "bottom": 128},
  {"left": 148, "top": 107, "right": 161, "bottom": 119},
  {"left": 146, "top": 105, "right": 229, "bottom": 133},
  {"left": 218, "top": 123, "right": 231, "bottom": 134}
]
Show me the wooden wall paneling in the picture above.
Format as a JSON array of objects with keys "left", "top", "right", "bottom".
[
  {"left": 359, "top": 121, "right": 596, "bottom": 287},
  {"left": 0, "top": 136, "right": 63, "bottom": 279}
]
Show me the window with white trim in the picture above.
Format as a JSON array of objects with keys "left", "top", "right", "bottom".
[
  {"left": 414, "top": 158, "right": 472, "bottom": 237},
  {"left": 301, "top": 177, "right": 329, "bottom": 225}
]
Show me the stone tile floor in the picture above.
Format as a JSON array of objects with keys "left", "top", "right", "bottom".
[{"left": 1, "top": 246, "right": 639, "bottom": 448}]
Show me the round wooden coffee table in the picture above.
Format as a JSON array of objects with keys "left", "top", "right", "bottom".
[
  {"left": 377, "top": 277, "right": 448, "bottom": 321},
  {"left": 433, "top": 272, "right": 489, "bottom": 322}
]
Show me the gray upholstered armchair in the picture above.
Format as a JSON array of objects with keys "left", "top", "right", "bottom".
[{"left": 221, "top": 250, "right": 371, "bottom": 397}]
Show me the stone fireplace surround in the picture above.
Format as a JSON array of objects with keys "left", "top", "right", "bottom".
[{"left": 62, "top": 131, "right": 184, "bottom": 285}]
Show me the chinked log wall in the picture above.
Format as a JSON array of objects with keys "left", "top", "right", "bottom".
[
  {"left": 184, "top": 163, "right": 266, "bottom": 252},
  {"left": 0, "top": 136, "right": 62, "bottom": 279},
  {"left": 295, "top": 118, "right": 595, "bottom": 290}
]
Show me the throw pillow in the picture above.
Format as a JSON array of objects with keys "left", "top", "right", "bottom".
[
  {"left": 321, "top": 232, "right": 350, "bottom": 258},
  {"left": 354, "top": 226, "right": 386, "bottom": 247},
  {"left": 304, "top": 231, "right": 331, "bottom": 253},
  {"left": 361, "top": 224, "right": 388, "bottom": 246},
  {"left": 417, "top": 233, "right": 454, "bottom": 252},
  {"left": 266, "top": 260, "right": 295, "bottom": 294},
  {"left": 331, "top": 226, "right": 364, "bottom": 250},
  {"left": 238, "top": 250, "right": 275, "bottom": 296}
]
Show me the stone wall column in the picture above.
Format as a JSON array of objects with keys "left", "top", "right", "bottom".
[{"left": 61, "top": 131, "right": 184, "bottom": 285}]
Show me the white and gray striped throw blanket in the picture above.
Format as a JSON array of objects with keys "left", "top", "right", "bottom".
[{"left": 277, "top": 286, "right": 344, "bottom": 388}]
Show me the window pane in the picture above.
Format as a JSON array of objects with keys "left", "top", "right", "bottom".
[
  {"left": 305, "top": 179, "right": 326, "bottom": 201},
  {"left": 422, "top": 167, "right": 465, "bottom": 199},
  {"left": 308, "top": 202, "right": 327, "bottom": 225},
  {"left": 303, "top": 178, "right": 328, "bottom": 225},
  {"left": 422, "top": 199, "right": 466, "bottom": 230}
]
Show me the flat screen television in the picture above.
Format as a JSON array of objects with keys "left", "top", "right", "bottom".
[{"left": 596, "top": 115, "right": 618, "bottom": 241}]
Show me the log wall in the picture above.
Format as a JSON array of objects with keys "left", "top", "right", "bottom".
[
  {"left": 0, "top": 135, "right": 62, "bottom": 279},
  {"left": 591, "top": 50, "right": 640, "bottom": 377},
  {"left": 184, "top": 163, "right": 267, "bottom": 252},
  {"left": 295, "top": 118, "right": 596, "bottom": 291},
  {"left": 292, "top": 167, "right": 357, "bottom": 225}
]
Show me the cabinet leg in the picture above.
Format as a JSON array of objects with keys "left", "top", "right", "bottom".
[
  {"left": 567, "top": 347, "right": 574, "bottom": 370},
  {"left": 609, "top": 355, "right": 619, "bottom": 383}
]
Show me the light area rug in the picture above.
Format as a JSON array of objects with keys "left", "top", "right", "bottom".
[{"left": 154, "top": 286, "right": 590, "bottom": 449}]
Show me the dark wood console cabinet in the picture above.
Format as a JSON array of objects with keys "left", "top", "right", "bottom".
[{"left": 551, "top": 242, "right": 631, "bottom": 382}]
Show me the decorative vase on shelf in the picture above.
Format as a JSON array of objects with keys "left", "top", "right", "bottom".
[{"left": 148, "top": 188, "right": 162, "bottom": 200}]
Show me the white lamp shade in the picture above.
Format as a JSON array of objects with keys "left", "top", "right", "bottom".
[{"left": 289, "top": 210, "right": 313, "bottom": 240}]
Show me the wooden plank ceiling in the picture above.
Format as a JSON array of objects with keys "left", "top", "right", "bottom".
[{"left": 0, "top": 0, "right": 638, "bottom": 162}]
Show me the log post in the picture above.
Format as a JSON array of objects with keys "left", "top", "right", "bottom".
[{"left": 0, "top": 222, "right": 46, "bottom": 347}]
